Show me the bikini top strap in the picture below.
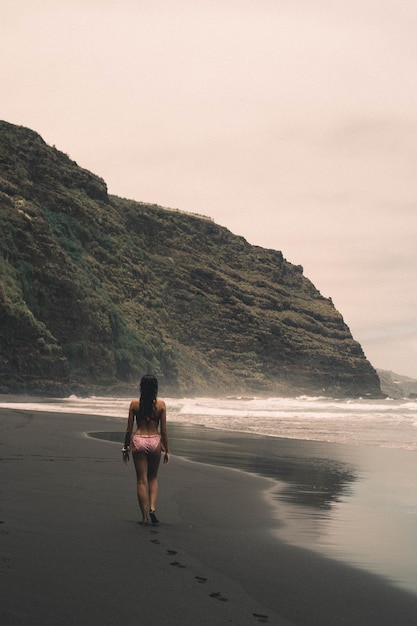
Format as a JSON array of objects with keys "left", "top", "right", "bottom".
[{"left": 136, "top": 398, "right": 158, "bottom": 426}]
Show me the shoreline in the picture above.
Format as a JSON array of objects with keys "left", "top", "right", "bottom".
[
  {"left": 2, "top": 407, "right": 417, "bottom": 625},
  {"left": 90, "top": 421, "right": 417, "bottom": 595}
]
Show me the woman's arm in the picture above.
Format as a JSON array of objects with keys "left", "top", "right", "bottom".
[
  {"left": 159, "top": 400, "right": 170, "bottom": 464},
  {"left": 122, "top": 401, "right": 136, "bottom": 464}
]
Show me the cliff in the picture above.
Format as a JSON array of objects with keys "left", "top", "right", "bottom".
[
  {"left": 0, "top": 121, "right": 382, "bottom": 397},
  {"left": 377, "top": 370, "right": 417, "bottom": 399}
]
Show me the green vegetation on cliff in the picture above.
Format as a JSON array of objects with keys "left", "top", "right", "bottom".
[{"left": 0, "top": 121, "right": 382, "bottom": 397}]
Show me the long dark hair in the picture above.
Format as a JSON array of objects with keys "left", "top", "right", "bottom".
[{"left": 137, "top": 375, "right": 158, "bottom": 422}]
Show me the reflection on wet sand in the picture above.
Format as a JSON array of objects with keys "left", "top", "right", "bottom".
[{"left": 91, "top": 422, "right": 357, "bottom": 512}]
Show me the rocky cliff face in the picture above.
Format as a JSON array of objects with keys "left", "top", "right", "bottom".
[
  {"left": 377, "top": 370, "right": 417, "bottom": 399},
  {"left": 0, "top": 121, "right": 382, "bottom": 397}
]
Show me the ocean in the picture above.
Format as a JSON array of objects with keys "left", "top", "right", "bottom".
[
  {"left": 2, "top": 394, "right": 417, "bottom": 594},
  {"left": 2, "top": 394, "right": 416, "bottom": 449}
]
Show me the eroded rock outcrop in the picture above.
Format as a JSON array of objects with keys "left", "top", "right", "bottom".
[{"left": 0, "top": 121, "right": 382, "bottom": 397}]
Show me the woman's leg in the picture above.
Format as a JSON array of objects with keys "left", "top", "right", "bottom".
[
  {"left": 147, "top": 444, "right": 162, "bottom": 513},
  {"left": 132, "top": 453, "right": 149, "bottom": 524}
]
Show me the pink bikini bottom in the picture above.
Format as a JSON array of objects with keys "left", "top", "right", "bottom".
[{"left": 130, "top": 434, "right": 162, "bottom": 455}]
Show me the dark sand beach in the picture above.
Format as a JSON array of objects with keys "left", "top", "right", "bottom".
[{"left": 2, "top": 407, "right": 417, "bottom": 625}]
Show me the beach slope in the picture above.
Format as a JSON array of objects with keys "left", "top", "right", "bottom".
[{"left": 1, "top": 408, "right": 417, "bottom": 625}]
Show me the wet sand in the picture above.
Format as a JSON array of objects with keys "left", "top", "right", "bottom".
[{"left": 1, "top": 407, "right": 417, "bottom": 625}]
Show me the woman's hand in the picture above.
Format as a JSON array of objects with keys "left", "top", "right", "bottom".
[
  {"left": 163, "top": 452, "right": 170, "bottom": 465},
  {"left": 122, "top": 447, "right": 130, "bottom": 465}
]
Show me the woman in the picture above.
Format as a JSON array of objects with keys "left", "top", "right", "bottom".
[{"left": 122, "top": 375, "right": 170, "bottom": 525}]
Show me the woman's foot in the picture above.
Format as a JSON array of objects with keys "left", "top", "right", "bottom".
[
  {"left": 149, "top": 510, "right": 159, "bottom": 525},
  {"left": 138, "top": 519, "right": 148, "bottom": 526}
]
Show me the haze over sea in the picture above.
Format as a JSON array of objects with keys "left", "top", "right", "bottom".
[{"left": 3, "top": 394, "right": 417, "bottom": 595}]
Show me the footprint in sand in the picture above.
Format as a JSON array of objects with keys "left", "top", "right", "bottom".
[
  {"left": 167, "top": 549, "right": 178, "bottom": 555},
  {"left": 195, "top": 576, "right": 207, "bottom": 584},
  {"left": 209, "top": 591, "right": 228, "bottom": 602},
  {"left": 170, "top": 560, "right": 187, "bottom": 569},
  {"left": 252, "top": 613, "right": 269, "bottom": 623},
  {"left": 150, "top": 538, "right": 160, "bottom": 544}
]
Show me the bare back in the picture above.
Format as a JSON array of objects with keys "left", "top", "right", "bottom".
[{"left": 128, "top": 398, "right": 166, "bottom": 436}]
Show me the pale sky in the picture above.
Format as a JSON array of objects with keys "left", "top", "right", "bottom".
[{"left": 2, "top": 0, "right": 417, "bottom": 378}]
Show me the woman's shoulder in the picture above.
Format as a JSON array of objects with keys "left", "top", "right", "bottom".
[
  {"left": 155, "top": 398, "right": 166, "bottom": 410},
  {"left": 129, "top": 398, "right": 140, "bottom": 411}
]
